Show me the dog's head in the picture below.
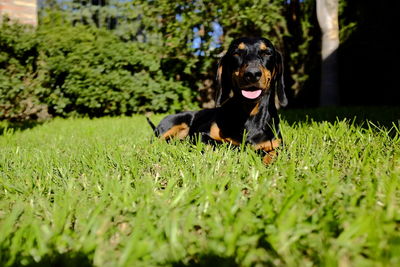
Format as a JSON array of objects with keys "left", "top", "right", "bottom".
[{"left": 216, "top": 37, "right": 287, "bottom": 108}]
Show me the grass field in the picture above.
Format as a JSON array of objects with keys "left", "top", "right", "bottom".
[{"left": 0, "top": 108, "right": 399, "bottom": 266}]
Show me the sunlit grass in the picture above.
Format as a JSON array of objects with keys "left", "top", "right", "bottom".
[{"left": 0, "top": 112, "right": 399, "bottom": 266}]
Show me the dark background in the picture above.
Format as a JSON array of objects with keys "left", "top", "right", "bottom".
[{"left": 290, "top": 0, "right": 399, "bottom": 108}]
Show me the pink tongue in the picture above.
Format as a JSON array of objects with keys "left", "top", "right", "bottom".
[{"left": 241, "top": 89, "right": 262, "bottom": 99}]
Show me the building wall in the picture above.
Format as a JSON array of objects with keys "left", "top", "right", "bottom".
[{"left": 0, "top": 0, "right": 37, "bottom": 26}]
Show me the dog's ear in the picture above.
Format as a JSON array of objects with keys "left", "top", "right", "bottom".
[
  {"left": 273, "top": 51, "right": 288, "bottom": 109},
  {"left": 215, "top": 55, "right": 232, "bottom": 107}
]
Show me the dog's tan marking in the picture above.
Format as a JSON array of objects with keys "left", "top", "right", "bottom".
[
  {"left": 271, "top": 67, "right": 277, "bottom": 78},
  {"left": 254, "top": 139, "right": 281, "bottom": 165},
  {"left": 250, "top": 103, "right": 259, "bottom": 116},
  {"left": 225, "top": 137, "right": 241, "bottom": 145},
  {"left": 259, "top": 42, "right": 268, "bottom": 50},
  {"left": 253, "top": 139, "right": 281, "bottom": 152},
  {"left": 217, "top": 65, "right": 223, "bottom": 83},
  {"left": 161, "top": 123, "right": 189, "bottom": 140},
  {"left": 232, "top": 64, "right": 248, "bottom": 87},
  {"left": 263, "top": 151, "right": 277, "bottom": 164},
  {"left": 260, "top": 67, "right": 273, "bottom": 89},
  {"left": 209, "top": 123, "right": 221, "bottom": 140},
  {"left": 210, "top": 123, "right": 241, "bottom": 145},
  {"left": 238, "top": 42, "right": 246, "bottom": 50}
]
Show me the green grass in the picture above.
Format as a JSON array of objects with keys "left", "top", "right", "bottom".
[{"left": 0, "top": 109, "right": 399, "bottom": 266}]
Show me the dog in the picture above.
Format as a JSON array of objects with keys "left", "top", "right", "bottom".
[{"left": 147, "top": 37, "right": 287, "bottom": 164}]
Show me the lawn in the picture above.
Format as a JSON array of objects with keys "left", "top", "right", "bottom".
[{"left": 0, "top": 108, "right": 399, "bottom": 266}]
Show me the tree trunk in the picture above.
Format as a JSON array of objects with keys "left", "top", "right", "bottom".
[{"left": 317, "top": 0, "right": 339, "bottom": 106}]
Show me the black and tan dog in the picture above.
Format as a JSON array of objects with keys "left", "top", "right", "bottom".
[{"left": 147, "top": 37, "right": 287, "bottom": 164}]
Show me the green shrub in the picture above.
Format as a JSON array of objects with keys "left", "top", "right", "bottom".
[
  {"left": 0, "top": 18, "right": 50, "bottom": 121},
  {"left": 0, "top": 18, "right": 197, "bottom": 121},
  {"left": 38, "top": 24, "right": 196, "bottom": 117}
]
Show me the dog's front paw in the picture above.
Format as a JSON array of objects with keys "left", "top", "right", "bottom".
[{"left": 262, "top": 150, "right": 277, "bottom": 165}]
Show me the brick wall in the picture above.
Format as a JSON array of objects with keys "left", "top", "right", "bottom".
[{"left": 0, "top": 0, "right": 37, "bottom": 26}]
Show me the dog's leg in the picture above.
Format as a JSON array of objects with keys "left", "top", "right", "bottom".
[
  {"left": 160, "top": 123, "right": 190, "bottom": 140},
  {"left": 252, "top": 139, "right": 281, "bottom": 164}
]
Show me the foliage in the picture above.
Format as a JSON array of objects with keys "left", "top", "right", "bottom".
[
  {"left": 0, "top": 17, "right": 50, "bottom": 121},
  {"left": 282, "top": 0, "right": 319, "bottom": 99},
  {"left": 38, "top": 19, "right": 195, "bottom": 117},
  {"left": 338, "top": 0, "right": 358, "bottom": 43},
  {"left": 0, "top": 110, "right": 399, "bottom": 266},
  {"left": 0, "top": 17, "right": 196, "bottom": 120}
]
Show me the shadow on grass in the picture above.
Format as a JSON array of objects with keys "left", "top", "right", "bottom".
[
  {"left": 8, "top": 251, "right": 93, "bottom": 267},
  {"left": 281, "top": 106, "right": 400, "bottom": 128},
  {"left": 169, "top": 234, "right": 283, "bottom": 267},
  {"left": 0, "top": 120, "right": 42, "bottom": 135},
  {"left": 171, "top": 255, "right": 238, "bottom": 267}
]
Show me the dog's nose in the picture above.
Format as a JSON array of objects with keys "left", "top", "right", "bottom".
[{"left": 244, "top": 68, "right": 262, "bottom": 83}]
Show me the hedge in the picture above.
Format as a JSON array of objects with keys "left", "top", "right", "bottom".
[{"left": 0, "top": 18, "right": 197, "bottom": 121}]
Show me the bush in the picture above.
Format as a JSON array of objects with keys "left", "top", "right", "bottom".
[
  {"left": 0, "top": 18, "right": 197, "bottom": 121},
  {"left": 0, "top": 18, "right": 50, "bottom": 121},
  {"left": 38, "top": 23, "right": 196, "bottom": 117}
]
